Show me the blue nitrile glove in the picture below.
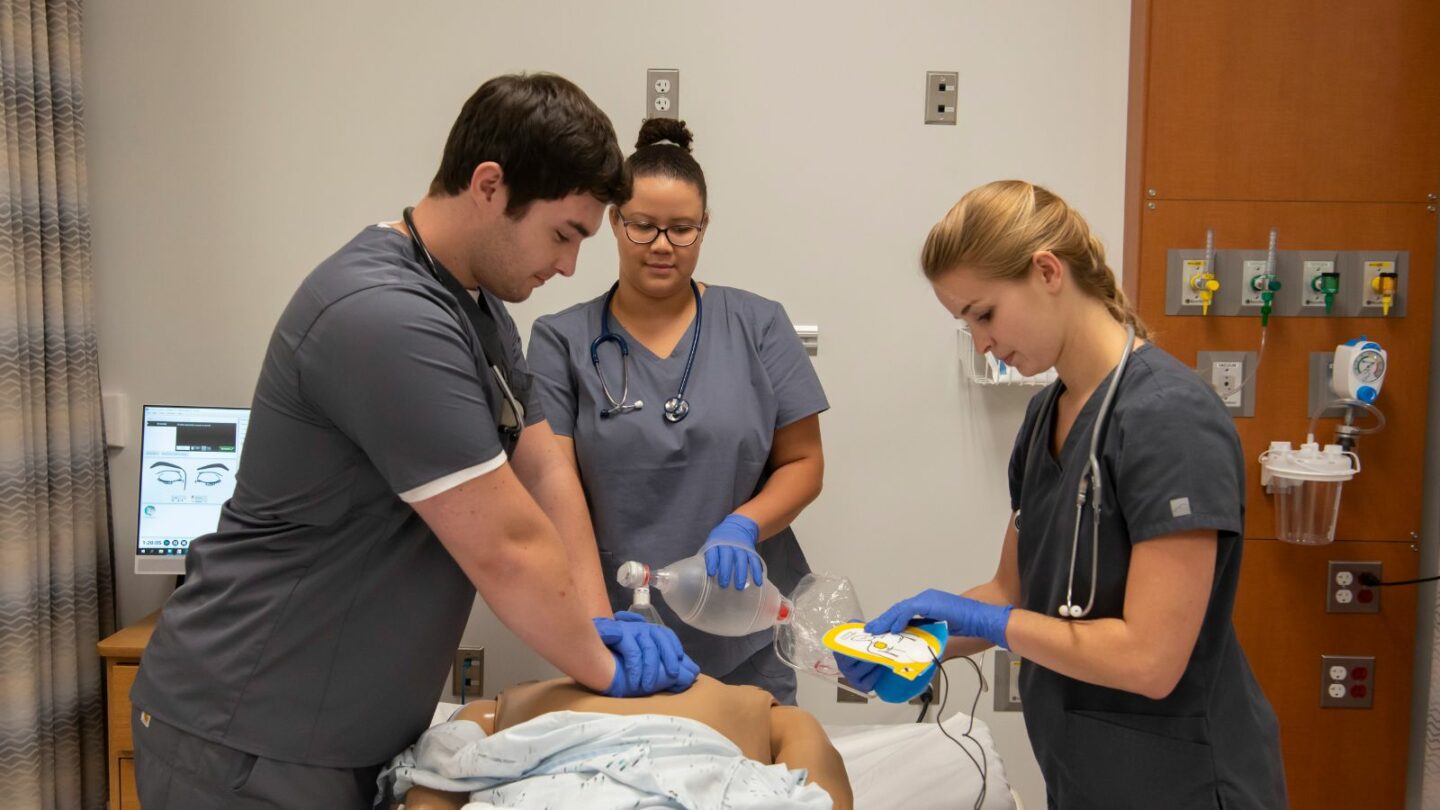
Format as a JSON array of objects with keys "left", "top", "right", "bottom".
[
  {"left": 594, "top": 611, "right": 700, "bottom": 697},
  {"left": 834, "top": 652, "right": 887, "bottom": 694},
  {"left": 701, "top": 513, "right": 763, "bottom": 590},
  {"left": 866, "top": 589, "right": 1014, "bottom": 650}
]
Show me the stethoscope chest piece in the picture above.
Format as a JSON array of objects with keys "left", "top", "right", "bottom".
[
  {"left": 594, "top": 280, "right": 702, "bottom": 424},
  {"left": 663, "top": 397, "right": 690, "bottom": 423}
]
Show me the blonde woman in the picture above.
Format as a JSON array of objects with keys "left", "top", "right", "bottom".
[{"left": 849, "top": 181, "right": 1286, "bottom": 809}]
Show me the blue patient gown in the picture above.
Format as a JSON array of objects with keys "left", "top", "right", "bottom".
[{"left": 528, "top": 285, "right": 829, "bottom": 682}]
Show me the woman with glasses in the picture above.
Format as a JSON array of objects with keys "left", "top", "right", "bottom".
[{"left": 526, "top": 119, "right": 827, "bottom": 705}]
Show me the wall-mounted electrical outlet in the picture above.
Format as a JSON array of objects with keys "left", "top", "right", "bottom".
[
  {"left": 1320, "top": 655, "right": 1374, "bottom": 708},
  {"left": 924, "top": 71, "right": 958, "bottom": 125},
  {"left": 452, "top": 647, "right": 484, "bottom": 698},
  {"left": 1327, "top": 561, "right": 1382, "bottom": 613},
  {"left": 992, "top": 650, "right": 1023, "bottom": 712},
  {"left": 646, "top": 68, "right": 679, "bottom": 120}
]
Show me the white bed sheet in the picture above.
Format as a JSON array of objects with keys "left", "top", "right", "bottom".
[
  {"left": 427, "top": 702, "right": 1016, "bottom": 810},
  {"left": 825, "top": 715, "right": 1017, "bottom": 810}
]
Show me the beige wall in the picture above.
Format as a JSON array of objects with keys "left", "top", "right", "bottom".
[{"left": 85, "top": 2, "right": 1131, "bottom": 806}]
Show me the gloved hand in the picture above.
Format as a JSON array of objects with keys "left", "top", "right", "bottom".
[
  {"left": 594, "top": 611, "right": 700, "bottom": 697},
  {"left": 866, "top": 589, "right": 1014, "bottom": 650},
  {"left": 834, "top": 652, "right": 887, "bottom": 694},
  {"left": 701, "top": 513, "right": 763, "bottom": 590}
]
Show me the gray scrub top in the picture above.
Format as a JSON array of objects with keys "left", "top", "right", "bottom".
[
  {"left": 528, "top": 285, "right": 828, "bottom": 675},
  {"left": 1008, "top": 343, "right": 1286, "bottom": 810},
  {"left": 132, "top": 225, "right": 544, "bottom": 768}
]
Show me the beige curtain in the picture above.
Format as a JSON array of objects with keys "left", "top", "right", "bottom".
[{"left": 0, "top": 1, "right": 114, "bottom": 808}]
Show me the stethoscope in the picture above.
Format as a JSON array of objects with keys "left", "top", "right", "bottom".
[
  {"left": 401, "top": 207, "right": 525, "bottom": 451},
  {"left": 1016, "top": 324, "right": 1135, "bottom": 619},
  {"left": 589, "top": 280, "right": 702, "bottom": 423}
]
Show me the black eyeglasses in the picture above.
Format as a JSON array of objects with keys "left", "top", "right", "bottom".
[{"left": 619, "top": 215, "right": 704, "bottom": 247}]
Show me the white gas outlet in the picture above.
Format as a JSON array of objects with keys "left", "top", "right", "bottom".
[
  {"left": 1241, "top": 260, "right": 1270, "bottom": 307},
  {"left": 1362, "top": 260, "right": 1396, "bottom": 309},
  {"left": 1211, "top": 361, "right": 1243, "bottom": 408},
  {"left": 1181, "top": 259, "right": 1209, "bottom": 307}
]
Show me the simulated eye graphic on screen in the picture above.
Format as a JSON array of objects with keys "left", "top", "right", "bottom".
[{"left": 134, "top": 404, "right": 249, "bottom": 574}]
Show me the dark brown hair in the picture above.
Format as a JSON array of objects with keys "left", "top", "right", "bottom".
[
  {"left": 626, "top": 118, "right": 707, "bottom": 208},
  {"left": 430, "top": 73, "right": 630, "bottom": 216}
]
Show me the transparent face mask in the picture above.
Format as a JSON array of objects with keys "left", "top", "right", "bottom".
[{"left": 773, "top": 572, "right": 864, "bottom": 688}]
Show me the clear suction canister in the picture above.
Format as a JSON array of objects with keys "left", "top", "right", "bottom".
[{"left": 1260, "top": 441, "right": 1359, "bottom": 545}]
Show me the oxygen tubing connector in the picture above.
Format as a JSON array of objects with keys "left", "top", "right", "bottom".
[
  {"left": 1313, "top": 271, "right": 1340, "bottom": 314},
  {"left": 1190, "top": 272, "right": 1220, "bottom": 315},
  {"left": 1252, "top": 276, "right": 1281, "bottom": 327},
  {"left": 1372, "top": 273, "right": 1397, "bottom": 316}
]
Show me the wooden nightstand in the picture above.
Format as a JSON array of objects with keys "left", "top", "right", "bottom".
[{"left": 97, "top": 613, "right": 158, "bottom": 810}]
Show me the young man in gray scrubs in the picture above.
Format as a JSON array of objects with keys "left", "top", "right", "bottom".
[{"left": 130, "top": 74, "right": 699, "bottom": 810}]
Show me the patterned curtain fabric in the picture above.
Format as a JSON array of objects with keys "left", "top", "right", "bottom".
[{"left": 0, "top": 1, "right": 114, "bottom": 808}]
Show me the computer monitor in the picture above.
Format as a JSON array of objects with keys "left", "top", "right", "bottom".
[{"left": 134, "top": 404, "right": 250, "bottom": 575}]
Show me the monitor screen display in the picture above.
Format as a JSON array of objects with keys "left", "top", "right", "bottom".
[{"left": 134, "top": 404, "right": 250, "bottom": 575}]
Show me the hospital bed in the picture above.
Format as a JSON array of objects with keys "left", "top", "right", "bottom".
[{"left": 422, "top": 699, "right": 1020, "bottom": 809}]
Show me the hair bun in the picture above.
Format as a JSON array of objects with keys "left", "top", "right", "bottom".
[{"left": 636, "top": 118, "right": 694, "bottom": 152}]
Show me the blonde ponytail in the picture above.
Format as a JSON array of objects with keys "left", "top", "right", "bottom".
[{"left": 921, "top": 180, "right": 1148, "bottom": 339}]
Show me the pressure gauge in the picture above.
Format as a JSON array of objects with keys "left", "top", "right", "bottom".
[
  {"left": 1353, "top": 350, "right": 1385, "bottom": 384},
  {"left": 1331, "top": 338, "right": 1387, "bottom": 404}
]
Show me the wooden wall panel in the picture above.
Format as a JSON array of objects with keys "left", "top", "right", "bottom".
[
  {"left": 1126, "top": 1, "right": 1438, "bottom": 806},
  {"left": 1143, "top": 1, "right": 1440, "bottom": 202},
  {"left": 1136, "top": 200, "right": 1435, "bottom": 543},
  {"left": 1234, "top": 539, "right": 1420, "bottom": 810}
]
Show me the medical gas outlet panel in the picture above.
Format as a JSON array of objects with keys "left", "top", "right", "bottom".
[{"left": 1165, "top": 250, "right": 1408, "bottom": 317}]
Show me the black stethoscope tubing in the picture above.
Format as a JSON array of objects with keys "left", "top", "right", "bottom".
[
  {"left": 400, "top": 206, "right": 524, "bottom": 448},
  {"left": 590, "top": 280, "right": 702, "bottom": 423}
]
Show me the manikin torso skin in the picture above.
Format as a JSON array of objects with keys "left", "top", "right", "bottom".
[{"left": 398, "top": 676, "right": 853, "bottom": 810}]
